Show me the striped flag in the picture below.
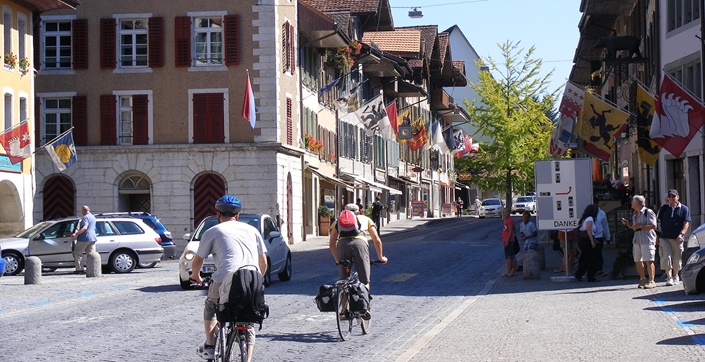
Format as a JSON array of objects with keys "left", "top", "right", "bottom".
[{"left": 242, "top": 73, "right": 256, "bottom": 129}]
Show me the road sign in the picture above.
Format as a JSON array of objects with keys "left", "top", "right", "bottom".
[{"left": 534, "top": 159, "right": 593, "bottom": 230}]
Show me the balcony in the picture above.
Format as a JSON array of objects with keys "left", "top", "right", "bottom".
[{"left": 431, "top": 89, "right": 453, "bottom": 111}]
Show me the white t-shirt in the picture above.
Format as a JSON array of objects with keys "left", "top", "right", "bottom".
[{"left": 196, "top": 219, "right": 267, "bottom": 284}]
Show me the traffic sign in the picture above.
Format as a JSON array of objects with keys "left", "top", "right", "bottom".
[{"left": 534, "top": 159, "right": 593, "bottom": 230}]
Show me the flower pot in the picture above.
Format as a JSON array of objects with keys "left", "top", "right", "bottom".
[{"left": 319, "top": 216, "right": 330, "bottom": 236}]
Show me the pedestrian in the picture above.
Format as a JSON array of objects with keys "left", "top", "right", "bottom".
[
  {"left": 71, "top": 205, "right": 97, "bottom": 274},
  {"left": 474, "top": 196, "right": 481, "bottom": 216},
  {"left": 517, "top": 211, "right": 538, "bottom": 271},
  {"left": 656, "top": 189, "right": 690, "bottom": 286},
  {"left": 593, "top": 197, "right": 610, "bottom": 276},
  {"left": 621, "top": 195, "right": 658, "bottom": 289},
  {"left": 574, "top": 204, "right": 599, "bottom": 282},
  {"left": 371, "top": 196, "right": 384, "bottom": 232},
  {"left": 457, "top": 197, "right": 464, "bottom": 217},
  {"left": 501, "top": 208, "right": 518, "bottom": 277},
  {"left": 356, "top": 198, "right": 364, "bottom": 215}
]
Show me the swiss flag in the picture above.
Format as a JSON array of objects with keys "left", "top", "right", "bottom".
[{"left": 0, "top": 122, "right": 32, "bottom": 165}]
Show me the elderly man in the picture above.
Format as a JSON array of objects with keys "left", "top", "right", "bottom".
[
  {"left": 621, "top": 195, "right": 658, "bottom": 289},
  {"left": 656, "top": 189, "right": 691, "bottom": 286}
]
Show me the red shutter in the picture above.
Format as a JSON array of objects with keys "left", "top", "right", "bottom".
[
  {"left": 286, "top": 97, "right": 293, "bottom": 145},
  {"left": 289, "top": 23, "right": 295, "bottom": 74},
  {"left": 193, "top": 93, "right": 207, "bottom": 143},
  {"left": 175, "top": 16, "right": 191, "bottom": 67},
  {"left": 209, "top": 93, "right": 224, "bottom": 143},
  {"left": 34, "top": 97, "right": 41, "bottom": 146},
  {"left": 133, "top": 94, "right": 149, "bottom": 145},
  {"left": 224, "top": 15, "right": 239, "bottom": 66},
  {"left": 100, "top": 18, "right": 116, "bottom": 69},
  {"left": 72, "top": 19, "right": 88, "bottom": 70},
  {"left": 33, "top": 22, "right": 40, "bottom": 71},
  {"left": 100, "top": 95, "right": 117, "bottom": 145},
  {"left": 282, "top": 23, "right": 288, "bottom": 73},
  {"left": 193, "top": 93, "right": 224, "bottom": 144},
  {"left": 148, "top": 17, "right": 164, "bottom": 68},
  {"left": 72, "top": 96, "right": 87, "bottom": 146}
]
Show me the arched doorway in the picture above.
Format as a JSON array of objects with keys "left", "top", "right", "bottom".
[
  {"left": 42, "top": 175, "right": 75, "bottom": 220},
  {"left": 193, "top": 172, "right": 225, "bottom": 228},
  {"left": 0, "top": 180, "right": 22, "bottom": 233},
  {"left": 286, "top": 172, "right": 293, "bottom": 243},
  {"left": 118, "top": 173, "right": 152, "bottom": 212}
]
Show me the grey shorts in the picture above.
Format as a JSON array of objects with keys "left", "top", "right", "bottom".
[
  {"left": 336, "top": 237, "right": 371, "bottom": 284},
  {"left": 633, "top": 243, "right": 656, "bottom": 262},
  {"left": 204, "top": 282, "right": 256, "bottom": 345}
]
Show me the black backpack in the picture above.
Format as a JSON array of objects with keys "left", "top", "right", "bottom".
[{"left": 217, "top": 267, "right": 269, "bottom": 330}]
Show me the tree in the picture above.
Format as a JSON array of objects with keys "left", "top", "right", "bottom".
[{"left": 461, "top": 41, "right": 557, "bottom": 210}]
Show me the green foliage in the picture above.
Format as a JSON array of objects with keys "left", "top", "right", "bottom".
[
  {"left": 318, "top": 205, "right": 333, "bottom": 217},
  {"left": 461, "top": 40, "right": 557, "bottom": 206}
]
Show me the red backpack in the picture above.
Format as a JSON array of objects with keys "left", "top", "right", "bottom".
[{"left": 338, "top": 210, "right": 362, "bottom": 238}]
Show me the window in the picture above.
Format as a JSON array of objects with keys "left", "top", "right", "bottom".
[
  {"left": 281, "top": 21, "right": 295, "bottom": 74},
  {"left": 119, "top": 96, "right": 134, "bottom": 144},
  {"left": 668, "top": 0, "right": 700, "bottom": 32},
  {"left": 3, "top": 9, "right": 11, "bottom": 57},
  {"left": 19, "top": 97, "right": 26, "bottom": 123},
  {"left": 192, "top": 92, "right": 225, "bottom": 143},
  {"left": 669, "top": 59, "right": 702, "bottom": 100},
  {"left": 119, "top": 18, "right": 148, "bottom": 67},
  {"left": 4, "top": 93, "right": 11, "bottom": 130},
  {"left": 43, "top": 98, "right": 72, "bottom": 143},
  {"left": 194, "top": 17, "right": 223, "bottom": 66},
  {"left": 95, "top": 221, "right": 117, "bottom": 237},
  {"left": 17, "top": 15, "right": 26, "bottom": 61},
  {"left": 43, "top": 20, "right": 72, "bottom": 69},
  {"left": 113, "top": 221, "right": 145, "bottom": 235}
]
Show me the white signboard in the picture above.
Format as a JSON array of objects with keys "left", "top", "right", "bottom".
[{"left": 535, "top": 159, "right": 593, "bottom": 230}]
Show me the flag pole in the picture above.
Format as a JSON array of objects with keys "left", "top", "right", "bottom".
[{"left": 33, "top": 126, "right": 74, "bottom": 154}]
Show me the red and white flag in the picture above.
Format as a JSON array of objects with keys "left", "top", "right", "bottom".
[
  {"left": 549, "top": 82, "right": 584, "bottom": 157},
  {"left": 242, "top": 73, "right": 256, "bottom": 129},
  {"left": 385, "top": 100, "right": 398, "bottom": 134},
  {"left": 649, "top": 73, "right": 705, "bottom": 158},
  {"left": 0, "top": 122, "right": 32, "bottom": 165}
]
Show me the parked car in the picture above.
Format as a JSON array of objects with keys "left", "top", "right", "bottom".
[
  {"left": 95, "top": 212, "right": 177, "bottom": 265},
  {"left": 512, "top": 196, "right": 536, "bottom": 214},
  {"left": 178, "top": 213, "right": 292, "bottom": 289},
  {"left": 0, "top": 216, "right": 163, "bottom": 275},
  {"left": 478, "top": 198, "right": 504, "bottom": 218},
  {"left": 0, "top": 244, "right": 5, "bottom": 277},
  {"left": 681, "top": 223, "right": 705, "bottom": 294}
]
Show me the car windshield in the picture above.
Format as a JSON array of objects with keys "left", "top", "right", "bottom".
[
  {"left": 15, "top": 221, "right": 51, "bottom": 238},
  {"left": 482, "top": 199, "right": 501, "bottom": 206},
  {"left": 517, "top": 197, "right": 533, "bottom": 203},
  {"left": 236, "top": 215, "right": 261, "bottom": 230}
]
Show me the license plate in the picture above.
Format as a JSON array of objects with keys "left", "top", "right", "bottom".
[{"left": 202, "top": 265, "right": 216, "bottom": 273}]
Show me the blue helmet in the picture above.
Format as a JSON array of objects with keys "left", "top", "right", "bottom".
[{"left": 215, "top": 195, "right": 242, "bottom": 214}]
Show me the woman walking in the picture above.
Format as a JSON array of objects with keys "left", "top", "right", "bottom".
[{"left": 574, "top": 204, "right": 599, "bottom": 282}]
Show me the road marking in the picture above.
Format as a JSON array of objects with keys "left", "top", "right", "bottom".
[
  {"left": 395, "top": 279, "right": 496, "bottom": 362},
  {"left": 656, "top": 300, "right": 705, "bottom": 347},
  {"left": 383, "top": 273, "right": 417, "bottom": 282}
]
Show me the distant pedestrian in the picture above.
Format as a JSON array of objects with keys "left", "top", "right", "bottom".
[
  {"left": 71, "top": 205, "right": 97, "bottom": 274},
  {"left": 593, "top": 198, "right": 610, "bottom": 276},
  {"left": 656, "top": 189, "right": 690, "bottom": 286},
  {"left": 501, "top": 208, "right": 518, "bottom": 277},
  {"left": 356, "top": 198, "right": 364, "bottom": 215},
  {"left": 371, "top": 196, "right": 384, "bottom": 232},
  {"left": 474, "top": 196, "right": 481, "bottom": 215},
  {"left": 456, "top": 197, "right": 464, "bottom": 217},
  {"left": 622, "top": 195, "right": 657, "bottom": 289},
  {"left": 574, "top": 204, "right": 599, "bottom": 282},
  {"left": 517, "top": 212, "right": 538, "bottom": 271}
]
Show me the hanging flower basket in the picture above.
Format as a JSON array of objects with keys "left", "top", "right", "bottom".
[
  {"left": 4, "top": 52, "right": 17, "bottom": 69},
  {"left": 18, "top": 57, "right": 30, "bottom": 76}
]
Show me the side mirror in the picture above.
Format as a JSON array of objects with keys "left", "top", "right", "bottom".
[
  {"left": 183, "top": 233, "right": 192, "bottom": 241},
  {"left": 34, "top": 233, "right": 46, "bottom": 241},
  {"left": 268, "top": 231, "right": 281, "bottom": 242}
]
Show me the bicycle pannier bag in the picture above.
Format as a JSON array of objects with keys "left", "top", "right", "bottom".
[
  {"left": 347, "top": 280, "right": 370, "bottom": 312},
  {"left": 315, "top": 284, "right": 337, "bottom": 312},
  {"left": 217, "top": 267, "right": 269, "bottom": 329},
  {"left": 338, "top": 210, "right": 362, "bottom": 238}
]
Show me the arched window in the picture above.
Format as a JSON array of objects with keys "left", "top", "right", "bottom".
[{"left": 118, "top": 174, "right": 151, "bottom": 212}]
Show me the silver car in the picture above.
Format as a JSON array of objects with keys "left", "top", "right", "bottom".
[
  {"left": 479, "top": 198, "right": 504, "bottom": 218},
  {"left": 681, "top": 223, "right": 705, "bottom": 294},
  {"left": 0, "top": 217, "right": 164, "bottom": 275},
  {"left": 512, "top": 196, "right": 536, "bottom": 215},
  {"left": 178, "top": 213, "right": 292, "bottom": 289}
]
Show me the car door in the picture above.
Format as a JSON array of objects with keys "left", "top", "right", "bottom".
[
  {"left": 28, "top": 220, "right": 77, "bottom": 264},
  {"left": 263, "top": 216, "right": 286, "bottom": 272},
  {"left": 94, "top": 221, "right": 120, "bottom": 259}
]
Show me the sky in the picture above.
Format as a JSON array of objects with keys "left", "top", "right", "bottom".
[{"left": 388, "top": 0, "right": 583, "bottom": 97}]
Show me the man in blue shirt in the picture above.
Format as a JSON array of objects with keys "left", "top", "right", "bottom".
[
  {"left": 71, "top": 205, "right": 97, "bottom": 274},
  {"left": 657, "top": 189, "right": 690, "bottom": 286}
]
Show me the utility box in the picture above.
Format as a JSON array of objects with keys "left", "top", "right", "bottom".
[{"left": 535, "top": 159, "right": 593, "bottom": 230}]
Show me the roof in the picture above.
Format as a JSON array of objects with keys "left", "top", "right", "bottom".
[
  {"left": 362, "top": 30, "right": 421, "bottom": 55},
  {"left": 396, "top": 25, "right": 438, "bottom": 64},
  {"left": 19, "top": 0, "right": 79, "bottom": 12},
  {"left": 438, "top": 32, "right": 449, "bottom": 65},
  {"left": 305, "top": 0, "right": 381, "bottom": 14}
]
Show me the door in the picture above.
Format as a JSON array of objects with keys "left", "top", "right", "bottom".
[
  {"left": 29, "top": 220, "right": 77, "bottom": 265},
  {"left": 94, "top": 221, "right": 120, "bottom": 260}
]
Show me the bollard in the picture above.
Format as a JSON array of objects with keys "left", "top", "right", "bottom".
[
  {"left": 522, "top": 250, "right": 541, "bottom": 280},
  {"left": 86, "top": 251, "right": 102, "bottom": 277},
  {"left": 24, "top": 256, "right": 42, "bottom": 284},
  {"left": 537, "top": 243, "right": 546, "bottom": 270}
]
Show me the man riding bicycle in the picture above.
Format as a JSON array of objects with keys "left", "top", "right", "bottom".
[
  {"left": 328, "top": 203, "right": 388, "bottom": 314},
  {"left": 190, "top": 195, "right": 268, "bottom": 362}
]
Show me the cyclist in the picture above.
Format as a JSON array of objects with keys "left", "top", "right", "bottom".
[
  {"left": 190, "top": 195, "right": 268, "bottom": 362},
  {"left": 328, "top": 203, "right": 388, "bottom": 318}
]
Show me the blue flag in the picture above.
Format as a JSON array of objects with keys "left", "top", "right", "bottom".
[
  {"left": 45, "top": 130, "right": 77, "bottom": 171},
  {"left": 318, "top": 77, "right": 340, "bottom": 96},
  {"left": 443, "top": 126, "right": 456, "bottom": 150}
]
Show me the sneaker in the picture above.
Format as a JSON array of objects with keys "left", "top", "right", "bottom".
[
  {"left": 644, "top": 281, "right": 657, "bottom": 289},
  {"left": 638, "top": 279, "right": 647, "bottom": 289},
  {"left": 665, "top": 278, "right": 674, "bottom": 286},
  {"left": 674, "top": 275, "right": 680, "bottom": 283},
  {"left": 197, "top": 344, "right": 215, "bottom": 360}
]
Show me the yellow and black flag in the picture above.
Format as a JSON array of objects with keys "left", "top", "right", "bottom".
[
  {"left": 635, "top": 84, "right": 661, "bottom": 166},
  {"left": 576, "top": 91, "right": 630, "bottom": 162}
]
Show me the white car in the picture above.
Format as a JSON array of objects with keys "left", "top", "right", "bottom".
[
  {"left": 0, "top": 216, "right": 163, "bottom": 275},
  {"left": 479, "top": 198, "right": 504, "bottom": 218},
  {"left": 178, "top": 213, "right": 292, "bottom": 289},
  {"left": 512, "top": 196, "right": 536, "bottom": 214}
]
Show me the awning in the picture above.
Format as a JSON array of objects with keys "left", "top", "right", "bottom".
[
  {"left": 309, "top": 168, "right": 349, "bottom": 189},
  {"left": 362, "top": 179, "right": 403, "bottom": 195}
]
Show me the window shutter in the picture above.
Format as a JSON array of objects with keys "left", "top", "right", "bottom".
[
  {"left": 175, "top": 16, "right": 191, "bottom": 67},
  {"left": 72, "top": 19, "right": 88, "bottom": 70},
  {"left": 34, "top": 97, "right": 41, "bottom": 146},
  {"left": 72, "top": 96, "right": 87, "bottom": 146},
  {"left": 286, "top": 97, "right": 293, "bottom": 145},
  {"left": 192, "top": 93, "right": 207, "bottom": 143},
  {"left": 289, "top": 23, "right": 295, "bottom": 74},
  {"left": 209, "top": 93, "right": 224, "bottom": 143},
  {"left": 282, "top": 23, "right": 288, "bottom": 73},
  {"left": 33, "top": 22, "right": 40, "bottom": 71},
  {"left": 132, "top": 94, "right": 149, "bottom": 145},
  {"left": 148, "top": 17, "right": 164, "bottom": 68},
  {"left": 223, "top": 15, "right": 239, "bottom": 66},
  {"left": 100, "top": 18, "right": 116, "bottom": 69},
  {"left": 100, "top": 95, "right": 117, "bottom": 145}
]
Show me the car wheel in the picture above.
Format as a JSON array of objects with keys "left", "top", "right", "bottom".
[
  {"left": 263, "top": 257, "right": 272, "bottom": 287},
  {"left": 3, "top": 251, "right": 24, "bottom": 276},
  {"left": 138, "top": 261, "right": 158, "bottom": 268},
  {"left": 109, "top": 250, "right": 137, "bottom": 273},
  {"left": 278, "top": 253, "right": 292, "bottom": 282},
  {"left": 180, "top": 277, "right": 194, "bottom": 290}
]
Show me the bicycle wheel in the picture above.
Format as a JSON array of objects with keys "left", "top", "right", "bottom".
[
  {"left": 360, "top": 313, "right": 371, "bottom": 334},
  {"left": 213, "top": 324, "right": 226, "bottom": 362},
  {"left": 238, "top": 332, "right": 248, "bottom": 362},
  {"left": 335, "top": 284, "right": 352, "bottom": 341},
  {"left": 223, "top": 327, "right": 239, "bottom": 362}
]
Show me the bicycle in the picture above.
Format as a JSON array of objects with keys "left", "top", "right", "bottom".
[
  {"left": 333, "top": 259, "right": 379, "bottom": 341},
  {"left": 191, "top": 276, "right": 251, "bottom": 362}
]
